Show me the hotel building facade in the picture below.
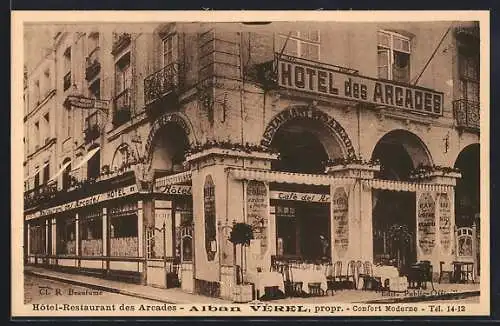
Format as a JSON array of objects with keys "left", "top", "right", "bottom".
[{"left": 23, "top": 21, "right": 481, "bottom": 299}]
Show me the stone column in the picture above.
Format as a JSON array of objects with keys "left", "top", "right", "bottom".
[
  {"left": 75, "top": 213, "right": 80, "bottom": 267},
  {"left": 326, "top": 163, "right": 379, "bottom": 264},
  {"left": 26, "top": 223, "right": 31, "bottom": 259},
  {"left": 45, "top": 219, "right": 50, "bottom": 258},
  {"left": 102, "top": 207, "right": 109, "bottom": 274},
  {"left": 137, "top": 200, "right": 146, "bottom": 285}
]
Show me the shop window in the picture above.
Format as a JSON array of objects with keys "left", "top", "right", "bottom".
[
  {"left": 276, "top": 31, "right": 320, "bottom": 61},
  {"left": 377, "top": 30, "right": 411, "bottom": 83},
  {"left": 80, "top": 210, "right": 103, "bottom": 256},
  {"left": 56, "top": 217, "right": 76, "bottom": 255},
  {"left": 110, "top": 214, "right": 138, "bottom": 238},
  {"left": 29, "top": 221, "right": 46, "bottom": 255}
]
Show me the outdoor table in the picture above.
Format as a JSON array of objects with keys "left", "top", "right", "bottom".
[
  {"left": 246, "top": 271, "right": 285, "bottom": 299},
  {"left": 291, "top": 268, "right": 328, "bottom": 294},
  {"left": 371, "top": 265, "right": 399, "bottom": 288}
]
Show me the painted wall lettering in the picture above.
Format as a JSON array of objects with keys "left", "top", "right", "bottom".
[
  {"left": 418, "top": 192, "right": 436, "bottom": 255},
  {"left": 332, "top": 187, "right": 349, "bottom": 258},
  {"left": 439, "top": 193, "right": 452, "bottom": 253},
  {"left": 246, "top": 181, "right": 269, "bottom": 258},
  {"left": 203, "top": 175, "right": 216, "bottom": 261}
]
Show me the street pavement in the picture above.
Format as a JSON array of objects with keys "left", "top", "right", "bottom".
[{"left": 25, "top": 273, "right": 159, "bottom": 305}]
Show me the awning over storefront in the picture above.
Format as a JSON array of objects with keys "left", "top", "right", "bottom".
[
  {"left": 154, "top": 170, "right": 192, "bottom": 189},
  {"left": 73, "top": 147, "right": 100, "bottom": 171},
  {"left": 24, "top": 162, "right": 49, "bottom": 182},
  {"left": 49, "top": 159, "right": 72, "bottom": 182},
  {"left": 363, "top": 179, "right": 454, "bottom": 193},
  {"left": 227, "top": 167, "right": 355, "bottom": 186}
]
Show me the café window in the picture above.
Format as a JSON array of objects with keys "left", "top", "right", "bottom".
[
  {"left": 276, "top": 31, "right": 320, "bottom": 61},
  {"left": 377, "top": 30, "right": 411, "bottom": 83},
  {"left": 29, "top": 220, "right": 46, "bottom": 255},
  {"left": 80, "top": 208, "right": 103, "bottom": 256},
  {"left": 275, "top": 205, "right": 297, "bottom": 256},
  {"left": 162, "top": 34, "right": 178, "bottom": 68}
]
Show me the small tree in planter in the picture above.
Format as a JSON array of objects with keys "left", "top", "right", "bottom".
[
  {"left": 229, "top": 222, "right": 254, "bottom": 285},
  {"left": 388, "top": 224, "right": 412, "bottom": 272}
]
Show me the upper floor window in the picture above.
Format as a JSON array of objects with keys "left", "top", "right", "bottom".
[
  {"left": 42, "top": 162, "right": 50, "bottom": 185},
  {"left": 34, "top": 80, "right": 40, "bottom": 104},
  {"left": 63, "top": 47, "right": 72, "bottom": 91},
  {"left": 43, "top": 69, "right": 51, "bottom": 95},
  {"left": 276, "top": 31, "right": 321, "bottom": 61},
  {"left": 34, "top": 166, "right": 40, "bottom": 189},
  {"left": 115, "top": 53, "right": 131, "bottom": 95},
  {"left": 89, "top": 79, "right": 101, "bottom": 99},
  {"left": 377, "top": 30, "right": 411, "bottom": 83},
  {"left": 61, "top": 158, "right": 72, "bottom": 190},
  {"left": 87, "top": 148, "right": 101, "bottom": 180},
  {"left": 43, "top": 113, "right": 50, "bottom": 142},
  {"left": 162, "top": 34, "right": 178, "bottom": 67},
  {"left": 34, "top": 121, "right": 40, "bottom": 149},
  {"left": 458, "top": 44, "right": 479, "bottom": 103},
  {"left": 88, "top": 32, "right": 99, "bottom": 53}
]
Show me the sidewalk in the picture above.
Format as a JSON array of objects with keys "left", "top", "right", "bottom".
[
  {"left": 25, "top": 266, "right": 230, "bottom": 304},
  {"left": 25, "top": 266, "right": 479, "bottom": 304}
]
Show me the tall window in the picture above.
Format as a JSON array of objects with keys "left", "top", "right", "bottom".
[
  {"left": 115, "top": 53, "right": 131, "bottom": 96},
  {"left": 88, "top": 32, "right": 99, "bottom": 53},
  {"left": 62, "top": 159, "right": 71, "bottom": 190},
  {"left": 87, "top": 148, "right": 100, "bottom": 180},
  {"left": 276, "top": 31, "right": 320, "bottom": 61},
  {"left": 43, "top": 113, "right": 50, "bottom": 143},
  {"left": 34, "top": 80, "right": 40, "bottom": 104},
  {"left": 34, "top": 121, "right": 40, "bottom": 150},
  {"left": 89, "top": 79, "right": 100, "bottom": 99},
  {"left": 34, "top": 167, "right": 40, "bottom": 190},
  {"left": 458, "top": 44, "right": 479, "bottom": 103},
  {"left": 42, "top": 162, "right": 50, "bottom": 185},
  {"left": 63, "top": 47, "right": 72, "bottom": 91},
  {"left": 162, "top": 34, "right": 178, "bottom": 67},
  {"left": 43, "top": 69, "right": 50, "bottom": 95},
  {"left": 377, "top": 30, "right": 411, "bottom": 83}
]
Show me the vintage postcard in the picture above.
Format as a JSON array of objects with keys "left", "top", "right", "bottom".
[{"left": 11, "top": 10, "right": 490, "bottom": 318}]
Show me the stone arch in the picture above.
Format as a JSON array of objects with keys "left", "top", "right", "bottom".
[
  {"left": 371, "top": 129, "right": 433, "bottom": 180},
  {"left": 261, "top": 105, "right": 357, "bottom": 159},
  {"left": 144, "top": 112, "right": 197, "bottom": 171},
  {"left": 454, "top": 143, "right": 480, "bottom": 227}
]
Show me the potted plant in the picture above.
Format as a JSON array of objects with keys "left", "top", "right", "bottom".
[
  {"left": 228, "top": 222, "right": 254, "bottom": 303},
  {"left": 388, "top": 224, "right": 412, "bottom": 272}
]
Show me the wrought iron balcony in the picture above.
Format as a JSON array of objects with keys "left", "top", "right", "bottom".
[
  {"left": 453, "top": 99, "right": 480, "bottom": 132},
  {"left": 63, "top": 71, "right": 72, "bottom": 91},
  {"left": 85, "top": 47, "right": 101, "bottom": 81},
  {"left": 144, "top": 62, "right": 180, "bottom": 108},
  {"left": 24, "top": 183, "right": 58, "bottom": 209},
  {"left": 113, "top": 88, "right": 132, "bottom": 127}
]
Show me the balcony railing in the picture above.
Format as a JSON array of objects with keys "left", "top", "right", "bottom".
[
  {"left": 453, "top": 99, "right": 480, "bottom": 132},
  {"left": 144, "top": 62, "right": 180, "bottom": 107},
  {"left": 85, "top": 47, "right": 101, "bottom": 81},
  {"left": 24, "top": 183, "right": 58, "bottom": 209},
  {"left": 63, "top": 71, "right": 72, "bottom": 91},
  {"left": 113, "top": 89, "right": 132, "bottom": 127}
]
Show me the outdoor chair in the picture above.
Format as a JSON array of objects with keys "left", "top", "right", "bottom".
[
  {"left": 307, "top": 282, "right": 325, "bottom": 296},
  {"left": 342, "top": 260, "right": 357, "bottom": 290},
  {"left": 333, "top": 261, "right": 348, "bottom": 290},
  {"left": 357, "top": 260, "right": 377, "bottom": 290}
]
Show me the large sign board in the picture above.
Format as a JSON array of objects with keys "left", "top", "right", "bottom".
[
  {"left": 25, "top": 185, "right": 137, "bottom": 220},
  {"left": 270, "top": 190, "right": 330, "bottom": 203},
  {"left": 417, "top": 192, "right": 436, "bottom": 255},
  {"left": 277, "top": 54, "right": 444, "bottom": 116}
]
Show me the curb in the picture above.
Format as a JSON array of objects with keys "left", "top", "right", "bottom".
[{"left": 25, "top": 270, "right": 177, "bottom": 304}]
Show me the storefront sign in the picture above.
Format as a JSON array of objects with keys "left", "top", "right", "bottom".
[
  {"left": 246, "top": 181, "right": 269, "bottom": 257},
  {"left": 261, "top": 106, "right": 357, "bottom": 159},
  {"left": 270, "top": 190, "right": 330, "bottom": 203},
  {"left": 203, "top": 175, "right": 216, "bottom": 261},
  {"left": 438, "top": 193, "right": 452, "bottom": 252},
  {"left": 153, "top": 184, "right": 192, "bottom": 195},
  {"left": 332, "top": 187, "right": 349, "bottom": 257},
  {"left": 25, "top": 185, "right": 137, "bottom": 220},
  {"left": 277, "top": 55, "right": 444, "bottom": 116},
  {"left": 417, "top": 192, "right": 436, "bottom": 255},
  {"left": 65, "top": 95, "right": 109, "bottom": 110}
]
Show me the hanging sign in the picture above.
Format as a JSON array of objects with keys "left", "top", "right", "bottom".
[
  {"left": 153, "top": 184, "right": 192, "bottom": 195},
  {"left": 417, "top": 192, "right": 436, "bottom": 255},
  {"left": 276, "top": 54, "right": 444, "bottom": 115},
  {"left": 246, "top": 181, "right": 269, "bottom": 257},
  {"left": 332, "top": 187, "right": 349, "bottom": 257},
  {"left": 438, "top": 193, "right": 452, "bottom": 252},
  {"left": 25, "top": 185, "right": 137, "bottom": 220}
]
